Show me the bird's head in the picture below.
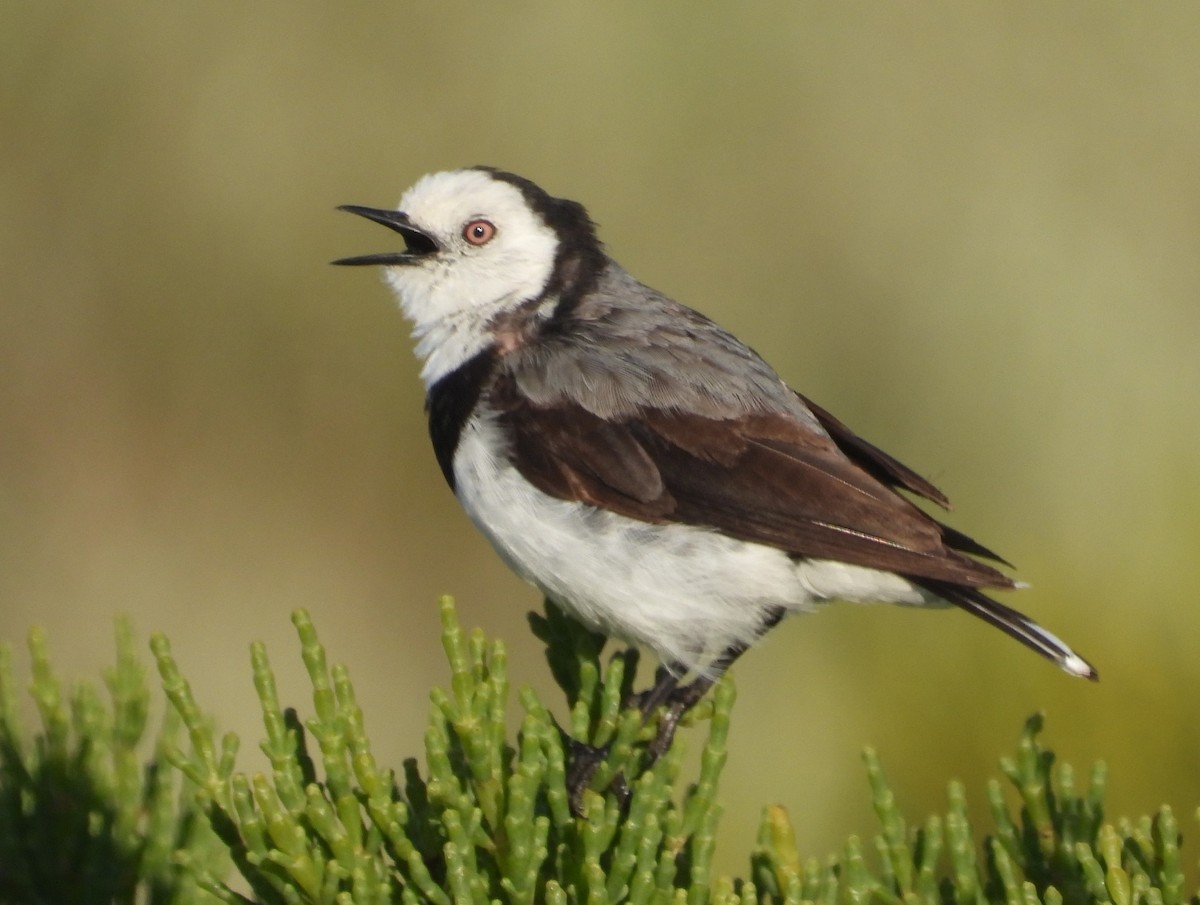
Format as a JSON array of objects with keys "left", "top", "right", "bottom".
[{"left": 336, "top": 167, "right": 603, "bottom": 385}]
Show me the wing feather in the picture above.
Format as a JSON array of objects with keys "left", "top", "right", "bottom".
[
  {"left": 796, "top": 392, "right": 951, "bottom": 508},
  {"left": 796, "top": 392, "right": 1012, "bottom": 566},
  {"left": 491, "top": 374, "right": 1011, "bottom": 588}
]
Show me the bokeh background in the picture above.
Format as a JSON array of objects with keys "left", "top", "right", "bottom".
[{"left": 3, "top": 3, "right": 1199, "bottom": 880}]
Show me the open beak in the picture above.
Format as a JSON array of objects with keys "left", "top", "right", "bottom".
[{"left": 332, "top": 205, "right": 439, "bottom": 266}]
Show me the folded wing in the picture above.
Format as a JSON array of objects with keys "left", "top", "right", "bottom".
[{"left": 491, "top": 373, "right": 1013, "bottom": 589}]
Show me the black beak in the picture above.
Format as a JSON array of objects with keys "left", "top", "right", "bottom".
[{"left": 332, "top": 205, "right": 439, "bottom": 266}]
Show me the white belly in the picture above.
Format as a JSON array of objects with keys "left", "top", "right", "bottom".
[{"left": 451, "top": 415, "right": 929, "bottom": 673}]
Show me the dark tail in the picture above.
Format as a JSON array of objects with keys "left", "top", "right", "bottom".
[{"left": 915, "top": 579, "right": 1098, "bottom": 680}]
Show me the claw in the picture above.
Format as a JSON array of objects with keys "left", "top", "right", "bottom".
[{"left": 564, "top": 737, "right": 609, "bottom": 817}]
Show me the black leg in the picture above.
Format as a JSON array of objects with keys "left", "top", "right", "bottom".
[
  {"left": 643, "top": 607, "right": 785, "bottom": 761},
  {"left": 643, "top": 644, "right": 741, "bottom": 761},
  {"left": 565, "top": 735, "right": 620, "bottom": 817},
  {"left": 644, "top": 676, "right": 716, "bottom": 761},
  {"left": 627, "top": 662, "right": 683, "bottom": 715},
  {"left": 563, "top": 664, "right": 685, "bottom": 815},
  {"left": 565, "top": 607, "right": 786, "bottom": 814}
]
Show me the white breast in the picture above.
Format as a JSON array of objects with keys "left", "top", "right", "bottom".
[{"left": 451, "top": 414, "right": 798, "bottom": 673}]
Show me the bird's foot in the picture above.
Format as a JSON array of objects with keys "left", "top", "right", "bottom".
[
  {"left": 620, "top": 666, "right": 719, "bottom": 767},
  {"left": 563, "top": 736, "right": 631, "bottom": 817},
  {"left": 562, "top": 667, "right": 718, "bottom": 816},
  {"left": 643, "top": 676, "right": 715, "bottom": 761}
]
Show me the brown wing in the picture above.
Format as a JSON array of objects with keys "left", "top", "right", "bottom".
[{"left": 491, "top": 374, "right": 1012, "bottom": 589}]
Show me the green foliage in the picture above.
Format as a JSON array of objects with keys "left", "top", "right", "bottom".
[
  {"left": 147, "top": 601, "right": 737, "bottom": 904},
  {"left": 0, "top": 599, "right": 1196, "bottom": 904},
  {"left": 0, "top": 619, "right": 226, "bottom": 904}
]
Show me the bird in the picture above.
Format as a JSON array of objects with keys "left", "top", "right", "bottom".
[{"left": 334, "top": 166, "right": 1097, "bottom": 779}]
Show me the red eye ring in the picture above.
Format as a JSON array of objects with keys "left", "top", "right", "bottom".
[{"left": 463, "top": 219, "right": 496, "bottom": 246}]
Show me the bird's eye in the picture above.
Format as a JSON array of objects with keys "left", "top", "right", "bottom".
[{"left": 463, "top": 219, "right": 496, "bottom": 246}]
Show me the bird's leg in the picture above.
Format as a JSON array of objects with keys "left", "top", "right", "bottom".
[
  {"left": 566, "top": 609, "right": 785, "bottom": 814},
  {"left": 564, "top": 646, "right": 647, "bottom": 816},
  {"left": 565, "top": 661, "right": 686, "bottom": 814},
  {"left": 641, "top": 646, "right": 746, "bottom": 763},
  {"left": 644, "top": 672, "right": 717, "bottom": 761},
  {"left": 564, "top": 734, "right": 629, "bottom": 817},
  {"left": 643, "top": 608, "right": 785, "bottom": 761},
  {"left": 627, "top": 662, "right": 683, "bottom": 715}
]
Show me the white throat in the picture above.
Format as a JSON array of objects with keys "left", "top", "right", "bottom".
[{"left": 402, "top": 290, "right": 522, "bottom": 387}]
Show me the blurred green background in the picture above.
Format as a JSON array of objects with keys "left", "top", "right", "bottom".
[{"left": 3, "top": 2, "right": 1199, "bottom": 879}]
